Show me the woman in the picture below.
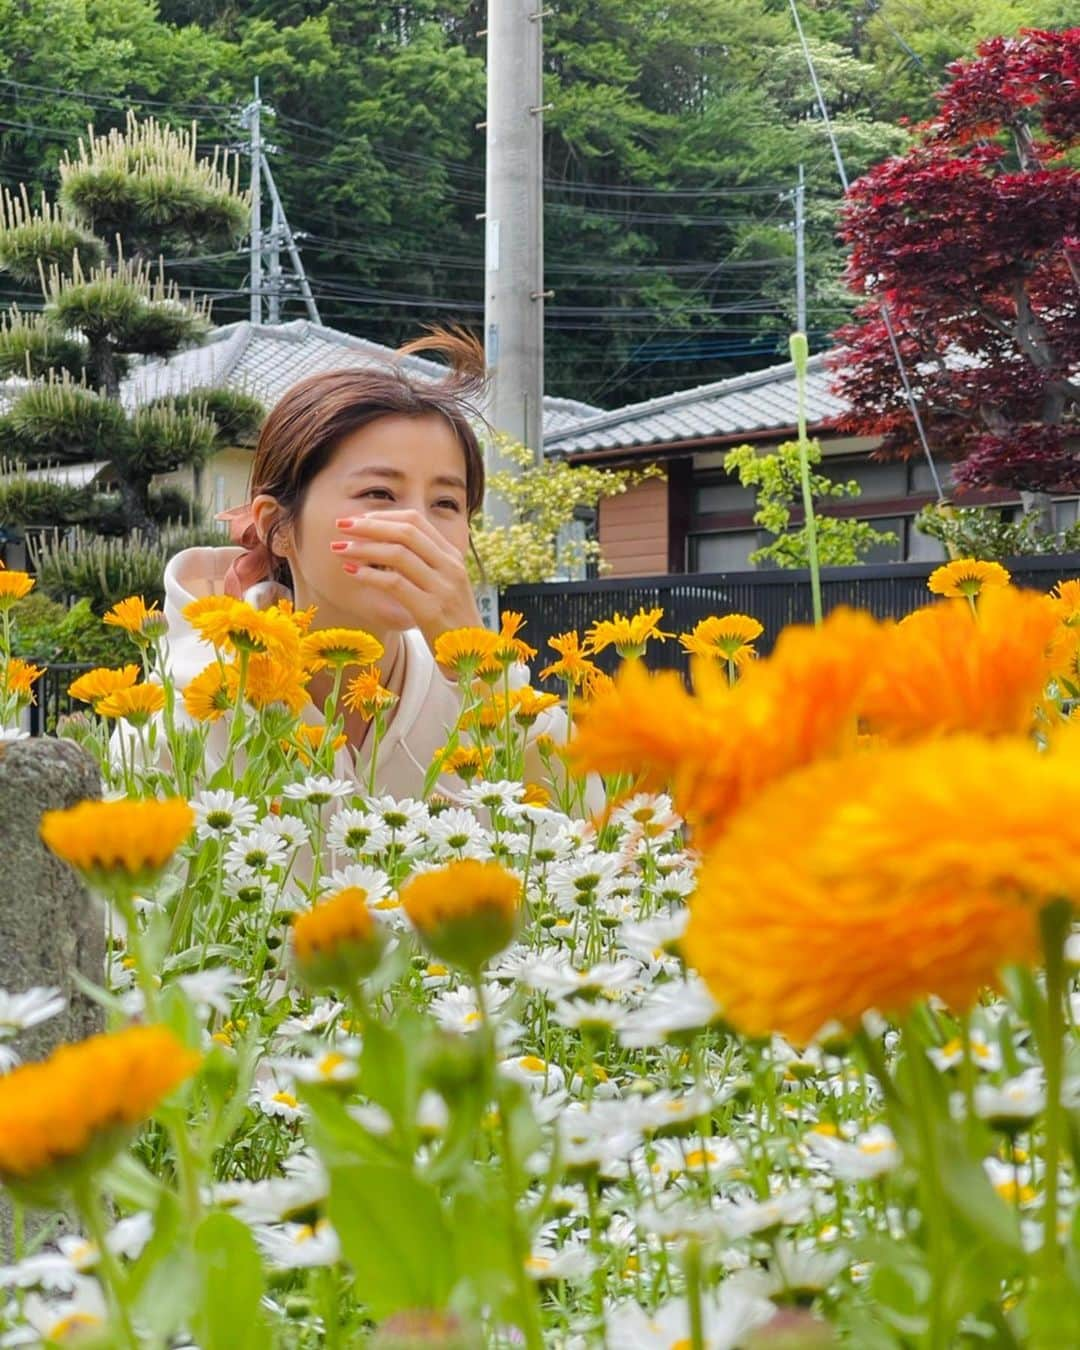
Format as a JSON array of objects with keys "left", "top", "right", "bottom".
[{"left": 163, "top": 329, "right": 567, "bottom": 799}]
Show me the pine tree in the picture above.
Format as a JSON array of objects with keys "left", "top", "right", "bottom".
[{"left": 0, "top": 113, "right": 258, "bottom": 538}]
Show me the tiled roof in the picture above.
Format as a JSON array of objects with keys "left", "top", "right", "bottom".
[
  {"left": 122, "top": 320, "right": 603, "bottom": 436},
  {"left": 543, "top": 353, "right": 846, "bottom": 456}
]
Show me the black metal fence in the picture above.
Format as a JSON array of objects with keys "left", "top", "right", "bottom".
[
  {"left": 504, "top": 554, "right": 1080, "bottom": 675},
  {"left": 27, "top": 662, "right": 94, "bottom": 737},
  {"left": 21, "top": 555, "right": 1080, "bottom": 733}
]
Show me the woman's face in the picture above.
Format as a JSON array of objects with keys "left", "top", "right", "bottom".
[{"left": 262, "top": 413, "right": 472, "bottom": 635}]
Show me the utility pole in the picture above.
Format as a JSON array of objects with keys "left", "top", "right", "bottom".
[
  {"left": 482, "top": 1, "right": 547, "bottom": 525},
  {"left": 267, "top": 191, "right": 282, "bottom": 324},
  {"left": 240, "top": 78, "right": 321, "bottom": 327},
  {"left": 794, "top": 164, "right": 807, "bottom": 336},
  {"left": 246, "top": 78, "right": 262, "bottom": 324}
]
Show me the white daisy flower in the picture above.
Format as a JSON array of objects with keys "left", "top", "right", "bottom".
[
  {"left": 367, "top": 796, "right": 430, "bottom": 832},
  {"left": 251, "top": 1081, "right": 306, "bottom": 1123},
  {"left": 176, "top": 967, "right": 244, "bottom": 1018},
  {"left": 602, "top": 1283, "right": 774, "bottom": 1350},
  {"left": 524, "top": 1236, "right": 598, "bottom": 1283},
  {"left": 282, "top": 775, "right": 355, "bottom": 805},
  {"left": 191, "top": 789, "right": 258, "bottom": 840},
  {"left": 927, "top": 1032, "right": 1002, "bottom": 1073},
  {"left": 499, "top": 1054, "right": 567, "bottom": 1093},
  {"left": 215, "top": 1153, "right": 328, "bottom": 1224},
  {"left": 457, "top": 780, "right": 524, "bottom": 812},
  {"left": 262, "top": 813, "right": 310, "bottom": 850},
  {"left": 0, "top": 987, "right": 66, "bottom": 1038},
  {"left": 972, "top": 1069, "right": 1046, "bottom": 1126},
  {"left": 325, "top": 809, "right": 391, "bottom": 857},
  {"left": 254, "top": 1219, "right": 340, "bottom": 1269},
  {"left": 426, "top": 808, "right": 488, "bottom": 854},
  {"left": 21, "top": 1277, "right": 108, "bottom": 1345},
  {"left": 619, "top": 976, "right": 722, "bottom": 1049},
  {"left": 316, "top": 863, "right": 391, "bottom": 905},
  {"left": 718, "top": 1188, "right": 817, "bottom": 1238},
  {"left": 805, "top": 1124, "right": 899, "bottom": 1181},
  {"left": 224, "top": 827, "right": 290, "bottom": 874}
]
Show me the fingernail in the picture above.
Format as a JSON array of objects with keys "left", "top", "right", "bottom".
[
  {"left": 330, "top": 540, "right": 348, "bottom": 552},
  {"left": 335, "top": 517, "right": 354, "bottom": 528},
  {"left": 342, "top": 562, "right": 359, "bottom": 574}
]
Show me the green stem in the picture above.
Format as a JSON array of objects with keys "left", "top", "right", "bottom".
[
  {"left": 685, "top": 1238, "right": 706, "bottom": 1350},
  {"left": 1038, "top": 900, "right": 1071, "bottom": 1269},
  {"left": 790, "top": 331, "right": 822, "bottom": 626},
  {"left": 74, "top": 1179, "right": 139, "bottom": 1350}
]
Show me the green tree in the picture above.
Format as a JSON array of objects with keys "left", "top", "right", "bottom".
[
  {"left": 724, "top": 439, "right": 897, "bottom": 568},
  {"left": 0, "top": 114, "right": 256, "bottom": 536}
]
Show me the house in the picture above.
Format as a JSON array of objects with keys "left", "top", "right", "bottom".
[
  {"left": 543, "top": 352, "right": 1079, "bottom": 576},
  {"left": 123, "top": 320, "right": 602, "bottom": 519}
]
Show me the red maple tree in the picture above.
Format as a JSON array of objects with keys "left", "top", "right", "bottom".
[{"left": 829, "top": 28, "right": 1080, "bottom": 494}]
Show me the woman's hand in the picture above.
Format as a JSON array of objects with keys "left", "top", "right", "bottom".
[{"left": 332, "top": 509, "right": 482, "bottom": 652}]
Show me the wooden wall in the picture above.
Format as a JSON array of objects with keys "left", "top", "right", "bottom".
[{"left": 597, "top": 474, "right": 670, "bottom": 577}]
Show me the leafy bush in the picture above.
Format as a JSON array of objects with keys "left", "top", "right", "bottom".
[{"left": 9, "top": 592, "right": 130, "bottom": 665}]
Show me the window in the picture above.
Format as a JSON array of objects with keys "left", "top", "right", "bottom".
[
  {"left": 820, "top": 460, "right": 908, "bottom": 499},
  {"left": 693, "top": 479, "right": 756, "bottom": 514},
  {"left": 859, "top": 516, "right": 906, "bottom": 564},
  {"left": 690, "top": 530, "right": 759, "bottom": 573}
]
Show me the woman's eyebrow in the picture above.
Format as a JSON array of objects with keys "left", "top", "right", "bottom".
[{"left": 345, "top": 465, "right": 467, "bottom": 490}]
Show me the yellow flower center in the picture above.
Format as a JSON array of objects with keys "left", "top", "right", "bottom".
[
  {"left": 272, "top": 1091, "right": 299, "bottom": 1109},
  {"left": 49, "top": 1313, "right": 103, "bottom": 1341},
  {"left": 318, "top": 1053, "right": 346, "bottom": 1077},
  {"left": 684, "top": 1148, "right": 716, "bottom": 1169}
]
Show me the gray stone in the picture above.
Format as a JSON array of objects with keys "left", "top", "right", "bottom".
[{"left": 0, "top": 735, "right": 103, "bottom": 1253}]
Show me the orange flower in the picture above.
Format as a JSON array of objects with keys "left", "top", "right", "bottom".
[
  {"left": 183, "top": 596, "right": 301, "bottom": 664},
  {"left": 2, "top": 657, "right": 44, "bottom": 705},
  {"left": 585, "top": 607, "right": 672, "bottom": 659},
  {"left": 182, "top": 661, "right": 237, "bottom": 723},
  {"left": 292, "top": 886, "right": 384, "bottom": 988},
  {"left": 344, "top": 666, "right": 398, "bottom": 720},
  {"left": 68, "top": 665, "right": 141, "bottom": 707},
  {"left": 243, "top": 653, "right": 310, "bottom": 715},
  {"left": 571, "top": 607, "right": 882, "bottom": 846},
  {"left": 103, "top": 595, "right": 166, "bottom": 640},
  {"left": 95, "top": 683, "right": 166, "bottom": 724},
  {"left": 437, "top": 743, "right": 494, "bottom": 782},
  {"left": 679, "top": 614, "right": 763, "bottom": 665},
  {"left": 863, "top": 586, "right": 1060, "bottom": 741},
  {"left": 286, "top": 723, "right": 349, "bottom": 765},
  {"left": 0, "top": 1026, "right": 199, "bottom": 1185},
  {"left": 300, "top": 626, "right": 384, "bottom": 673},
  {"left": 682, "top": 735, "right": 1076, "bottom": 1043},
  {"left": 927, "top": 558, "right": 1011, "bottom": 599},
  {"left": 0, "top": 569, "right": 34, "bottom": 608},
  {"left": 399, "top": 859, "right": 521, "bottom": 971},
  {"left": 539, "top": 631, "right": 598, "bottom": 688},
  {"left": 1050, "top": 578, "right": 1080, "bottom": 627},
  {"left": 434, "top": 627, "right": 499, "bottom": 680}
]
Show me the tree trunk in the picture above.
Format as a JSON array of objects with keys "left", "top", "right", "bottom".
[
  {"left": 118, "top": 474, "right": 157, "bottom": 541},
  {"left": 1020, "top": 490, "right": 1054, "bottom": 536}
]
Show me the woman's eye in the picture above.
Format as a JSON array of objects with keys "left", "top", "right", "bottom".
[
  {"left": 434, "top": 499, "right": 462, "bottom": 512},
  {"left": 356, "top": 489, "right": 393, "bottom": 500}
]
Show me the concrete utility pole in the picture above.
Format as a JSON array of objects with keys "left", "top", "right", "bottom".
[
  {"left": 247, "top": 78, "right": 262, "bottom": 324},
  {"left": 482, "top": 0, "right": 547, "bottom": 525},
  {"left": 794, "top": 164, "right": 807, "bottom": 336}
]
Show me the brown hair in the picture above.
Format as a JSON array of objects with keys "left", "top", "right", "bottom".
[{"left": 249, "top": 327, "right": 488, "bottom": 586}]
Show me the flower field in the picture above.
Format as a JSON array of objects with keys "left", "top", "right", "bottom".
[{"left": 2, "top": 558, "right": 1080, "bottom": 1347}]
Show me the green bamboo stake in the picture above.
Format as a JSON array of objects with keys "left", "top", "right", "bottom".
[{"left": 790, "top": 331, "right": 823, "bottom": 625}]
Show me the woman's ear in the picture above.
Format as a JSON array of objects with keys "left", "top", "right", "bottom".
[{"left": 250, "top": 494, "right": 292, "bottom": 557}]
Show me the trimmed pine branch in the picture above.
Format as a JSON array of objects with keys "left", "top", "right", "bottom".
[
  {"left": 59, "top": 112, "right": 248, "bottom": 258},
  {"left": 0, "top": 374, "right": 127, "bottom": 464},
  {"left": 0, "top": 308, "right": 87, "bottom": 381},
  {"left": 0, "top": 185, "right": 104, "bottom": 284}
]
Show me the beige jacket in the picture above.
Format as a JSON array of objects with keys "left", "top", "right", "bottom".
[{"left": 160, "top": 546, "right": 573, "bottom": 802}]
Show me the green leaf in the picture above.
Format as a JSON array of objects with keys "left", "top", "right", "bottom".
[
  {"left": 327, "top": 1162, "right": 456, "bottom": 1320},
  {"left": 190, "top": 1212, "right": 268, "bottom": 1350}
]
